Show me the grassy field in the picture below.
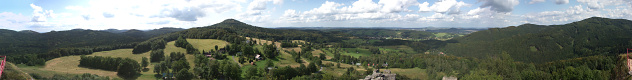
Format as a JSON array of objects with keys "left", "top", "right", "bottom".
[
  {"left": 340, "top": 48, "right": 373, "bottom": 58},
  {"left": 380, "top": 45, "right": 417, "bottom": 54},
  {"left": 389, "top": 68, "right": 427, "bottom": 79},
  {"left": 186, "top": 39, "right": 229, "bottom": 53},
  {"left": 35, "top": 39, "right": 230, "bottom": 80},
  {"left": 41, "top": 49, "right": 149, "bottom": 79},
  {"left": 433, "top": 33, "right": 448, "bottom": 37}
]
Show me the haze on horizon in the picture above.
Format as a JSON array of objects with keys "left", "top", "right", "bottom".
[{"left": 1, "top": 0, "right": 631, "bottom": 32}]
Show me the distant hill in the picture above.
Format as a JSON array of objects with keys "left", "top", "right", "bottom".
[
  {"left": 0, "top": 29, "right": 146, "bottom": 55},
  {"left": 131, "top": 19, "right": 343, "bottom": 53},
  {"left": 323, "top": 29, "right": 436, "bottom": 39},
  {"left": 442, "top": 17, "right": 632, "bottom": 63},
  {"left": 201, "top": 19, "right": 341, "bottom": 43},
  {"left": 0, "top": 27, "right": 183, "bottom": 55}
]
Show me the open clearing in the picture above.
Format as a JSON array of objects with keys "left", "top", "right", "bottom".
[
  {"left": 39, "top": 39, "right": 230, "bottom": 80},
  {"left": 186, "top": 39, "right": 229, "bottom": 52},
  {"left": 389, "top": 68, "right": 427, "bottom": 79},
  {"left": 43, "top": 49, "right": 149, "bottom": 79}
]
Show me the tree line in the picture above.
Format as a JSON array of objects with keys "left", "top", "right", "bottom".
[
  {"left": 79, "top": 56, "right": 141, "bottom": 78},
  {"left": 8, "top": 43, "right": 136, "bottom": 66}
]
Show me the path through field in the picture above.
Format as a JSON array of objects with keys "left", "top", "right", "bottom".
[{"left": 232, "top": 56, "right": 242, "bottom": 67}]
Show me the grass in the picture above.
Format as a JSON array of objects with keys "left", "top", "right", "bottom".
[
  {"left": 186, "top": 39, "right": 229, "bottom": 53},
  {"left": 433, "top": 33, "right": 448, "bottom": 37},
  {"left": 340, "top": 48, "right": 373, "bottom": 58},
  {"left": 42, "top": 49, "right": 149, "bottom": 79},
  {"left": 247, "top": 37, "right": 307, "bottom": 67},
  {"left": 36, "top": 39, "right": 230, "bottom": 80},
  {"left": 379, "top": 45, "right": 417, "bottom": 54},
  {"left": 388, "top": 68, "right": 427, "bottom": 79},
  {"left": 320, "top": 60, "right": 369, "bottom": 76}
]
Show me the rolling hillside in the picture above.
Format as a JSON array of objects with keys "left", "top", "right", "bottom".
[{"left": 443, "top": 17, "right": 632, "bottom": 63}]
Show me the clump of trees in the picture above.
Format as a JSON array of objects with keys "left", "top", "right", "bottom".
[
  {"left": 153, "top": 52, "right": 193, "bottom": 80},
  {"left": 149, "top": 49, "right": 165, "bottom": 62},
  {"left": 8, "top": 43, "right": 137, "bottom": 66},
  {"left": 281, "top": 41, "right": 299, "bottom": 48},
  {"left": 79, "top": 56, "right": 141, "bottom": 78}
]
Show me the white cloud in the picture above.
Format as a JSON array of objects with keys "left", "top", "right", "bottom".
[
  {"left": 378, "top": 0, "right": 420, "bottom": 13},
  {"left": 281, "top": 0, "right": 424, "bottom": 23},
  {"left": 418, "top": 0, "right": 471, "bottom": 14},
  {"left": 522, "top": 5, "right": 600, "bottom": 24},
  {"left": 478, "top": 0, "right": 520, "bottom": 13},
  {"left": 0, "top": 12, "right": 30, "bottom": 29},
  {"left": 238, "top": 0, "right": 284, "bottom": 23},
  {"left": 555, "top": 0, "right": 569, "bottom": 4},
  {"left": 343, "top": 0, "right": 380, "bottom": 13},
  {"left": 30, "top": 4, "right": 55, "bottom": 22},
  {"left": 529, "top": 0, "right": 546, "bottom": 4}
]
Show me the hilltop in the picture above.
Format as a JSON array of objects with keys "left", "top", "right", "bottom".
[{"left": 443, "top": 17, "right": 632, "bottom": 63}]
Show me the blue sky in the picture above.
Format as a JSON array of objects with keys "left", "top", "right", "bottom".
[{"left": 1, "top": 0, "right": 631, "bottom": 32}]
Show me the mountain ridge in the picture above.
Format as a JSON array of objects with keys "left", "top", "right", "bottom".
[{"left": 443, "top": 17, "right": 632, "bottom": 63}]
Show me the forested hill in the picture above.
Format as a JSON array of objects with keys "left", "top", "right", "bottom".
[
  {"left": 131, "top": 19, "right": 344, "bottom": 54},
  {"left": 0, "top": 28, "right": 182, "bottom": 55},
  {"left": 442, "top": 17, "right": 632, "bottom": 63},
  {"left": 324, "top": 29, "right": 435, "bottom": 39},
  {"left": 201, "top": 19, "right": 342, "bottom": 43}
]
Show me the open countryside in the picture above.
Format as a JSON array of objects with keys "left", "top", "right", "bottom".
[{"left": 1, "top": 0, "right": 632, "bottom": 80}]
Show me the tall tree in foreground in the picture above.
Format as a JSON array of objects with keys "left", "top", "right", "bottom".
[
  {"left": 175, "top": 69, "right": 193, "bottom": 80},
  {"left": 117, "top": 58, "right": 141, "bottom": 78},
  {"left": 142, "top": 57, "right": 149, "bottom": 69},
  {"left": 150, "top": 49, "right": 165, "bottom": 62}
]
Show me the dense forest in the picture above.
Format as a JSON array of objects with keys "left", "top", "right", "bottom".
[
  {"left": 443, "top": 17, "right": 632, "bottom": 63},
  {"left": 1, "top": 28, "right": 181, "bottom": 66}
]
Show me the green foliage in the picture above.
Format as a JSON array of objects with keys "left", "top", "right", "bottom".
[
  {"left": 307, "top": 62, "right": 318, "bottom": 73},
  {"left": 172, "top": 60, "right": 190, "bottom": 73},
  {"left": 142, "top": 57, "right": 149, "bottom": 69},
  {"left": 462, "top": 70, "right": 503, "bottom": 80},
  {"left": 552, "top": 66, "right": 610, "bottom": 80},
  {"left": 44, "top": 73, "right": 112, "bottom": 80},
  {"left": 271, "top": 66, "right": 299, "bottom": 80},
  {"left": 244, "top": 66, "right": 261, "bottom": 79},
  {"left": 175, "top": 69, "right": 194, "bottom": 80},
  {"left": 281, "top": 41, "right": 299, "bottom": 48},
  {"left": 319, "top": 53, "right": 326, "bottom": 60},
  {"left": 0, "top": 29, "right": 146, "bottom": 56},
  {"left": 170, "top": 52, "right": 186, "bottom": 61},
  {"left": 263, "top": 43, "right": 279, "bottom": 58},
  {"left": 220, "top": 60, "right": 242, "bottom": 80},
  {"left": 150, "top": 49, "right": 165, "bottom": 62},
  {"left": 79, "top": 56, "right": 141, "bottom": 78},
  {"left": 444, "top": 17, "right": 632, "bottom": 63},
  {"left": 117, "top": 58, "right": 142, "bottom": 78}
]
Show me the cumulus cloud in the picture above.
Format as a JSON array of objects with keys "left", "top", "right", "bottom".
[
  {"left": 378, "top": 0, "right": 420, "bottom": 13},
  {"left": 529, "top": 0, "right": 545, "bottom": 4},
  {"left": 0, "top": 12, "right": 30, "bottom": 28},
  {"left": 146, "top": 21, "right": 170, "bottom": 25},
  {"left": 554, "top": 0, "right": 569, "bottom": 4},
  {"left": 238, "top": 0, "right": 284, "bottom": 23},
  {"left": 102, "top": 12, "right": 114, "bottom": 18},
  {"left": 280, "top": 0, "right": 425, "bottom": 23},
  {"left": 82, "top": 15, "right": 91, "bottom": 20},
  {"left": 30, "top": 4, "right": 55, "bottom": 22},
  {"left": 165, "top": 7, "right": 206, "bottom": 21},
  {"left": 522, "top": 5, "right": 599, "bottom": 24},
  {"left": 418, "top": 0, "right": 471, "bottom": 14},
  {"left": 576, "top": 0, "right": 629, "bottom": 9},
  {"left": 478, "top": 0, "right": 520, "bottom": 13}
]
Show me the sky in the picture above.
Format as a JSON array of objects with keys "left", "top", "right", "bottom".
[{"left": 1, "top": 0, "right": 631, "bottom": 32}]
